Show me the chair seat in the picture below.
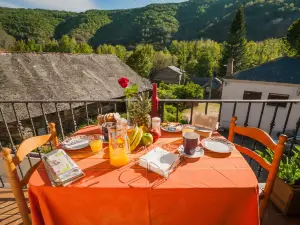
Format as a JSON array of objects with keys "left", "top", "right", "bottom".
[{"left": 259, "top": 183, "right": 266, "bottom": 200}]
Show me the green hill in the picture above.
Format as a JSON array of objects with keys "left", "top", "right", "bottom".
[{"left": 0, "top": 0, "right": 300, "bottom": 48}]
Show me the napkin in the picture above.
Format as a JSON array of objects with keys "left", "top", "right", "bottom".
[{"left": 139, "top": 147, "right": 180, "bottom": 178}]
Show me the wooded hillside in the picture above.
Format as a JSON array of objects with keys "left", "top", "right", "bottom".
[{"left": 0, "top": 0, "right": 300, "bottom": 48}]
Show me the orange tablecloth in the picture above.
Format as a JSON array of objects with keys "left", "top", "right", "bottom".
[{"left": 29, "top": 126, "right": 259, "bottom": 225}]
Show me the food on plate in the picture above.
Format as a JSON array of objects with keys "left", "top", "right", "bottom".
[
  {"left": 141, "top": 133, "right": 153, "bottom": 147},
  {"left": 161, "top": 122, "right": 183, "bottom": 132}
]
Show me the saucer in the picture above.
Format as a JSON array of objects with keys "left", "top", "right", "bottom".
[{"left": 178, "top": 145, "right": 204, "bottom": 158}]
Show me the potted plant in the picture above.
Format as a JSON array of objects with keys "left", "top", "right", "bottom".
[{"left": 256, "top": 146, "right": 300, "bottom": 216}]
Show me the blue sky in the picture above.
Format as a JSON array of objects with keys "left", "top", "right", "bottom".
[{"left": 0, "top": 0, "right": 187, "bottom": 12}]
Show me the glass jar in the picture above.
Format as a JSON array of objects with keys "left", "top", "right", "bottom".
[
  {"left": 152, "top": 117, "right": 161, "bottom": 136},
  {"left": 108, "top": 119, "right": 130, "bottom": 167}
]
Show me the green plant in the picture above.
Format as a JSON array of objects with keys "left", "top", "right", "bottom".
[
  {"left": 128, "top": 92, "right": 151, "bottom": 127},
  {"left": 256, "top": 146, "right": 300, "bottom": 185}
]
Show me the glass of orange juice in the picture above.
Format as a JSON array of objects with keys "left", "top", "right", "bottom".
[{"left": 89, "top": 135, "right": 103, "bottom": 154}]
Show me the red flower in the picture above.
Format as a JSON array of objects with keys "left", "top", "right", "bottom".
[{"left": 118, "top": 77, "right": 129, "bottom": 88}]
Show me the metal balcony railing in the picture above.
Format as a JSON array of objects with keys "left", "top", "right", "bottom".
[{"left": 0, "top": 99, "right": 299, "bottom": 187}]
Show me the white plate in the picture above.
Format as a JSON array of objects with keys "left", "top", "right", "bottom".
[
  {"left": 161, "top": 123, "right": 183, "bottom": 133},
  {"left": 178, "top": 145, "right": 204, "bottom": 158},
  {"left": 61, "top": 135, "right": 90, "bottom": 150},
  {"left": 201, "top": 137, "right": 235, "bottom": 153}
]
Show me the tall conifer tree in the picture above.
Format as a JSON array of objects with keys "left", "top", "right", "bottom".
[{"left": 221, "top": 6, "right": 247, "bottom": 75}]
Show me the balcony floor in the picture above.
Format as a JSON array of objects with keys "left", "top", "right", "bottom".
[{"left": 0, "top": 189, "right": 299, "bottom": 225}]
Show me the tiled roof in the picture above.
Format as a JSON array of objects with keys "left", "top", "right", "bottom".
[{"left": 230, "top": 57, "right": 300, "bottom": 84}]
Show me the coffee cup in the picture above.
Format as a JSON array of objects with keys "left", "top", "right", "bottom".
[{"left": 183, "top": 132, "right": 200, "bottom": 155}]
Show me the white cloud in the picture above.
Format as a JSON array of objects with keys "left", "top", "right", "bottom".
[{"left": 0, "top": 0, "right": 98, "bottom": 11}]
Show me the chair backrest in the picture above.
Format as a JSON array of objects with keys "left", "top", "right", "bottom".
[
  {"left": 228, "top": 116, "right": 287, "bottom": 220},
  {"left": 192, "top": 113, "right": 218, "bottom": 130},
  {"left": 1, "top": 122, "right": 58, "bottom": 225}
]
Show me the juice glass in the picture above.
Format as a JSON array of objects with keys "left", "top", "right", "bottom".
[{"left": 89, "top": 136, "right": 103, "bottom": 154}]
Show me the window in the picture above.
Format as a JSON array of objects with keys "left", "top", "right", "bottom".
[
  {"left": 267, "top": 93, "right": 289, "bottom": 108},
  {"left": 243, "top": 91, "right": 262, "bottom": 100}
]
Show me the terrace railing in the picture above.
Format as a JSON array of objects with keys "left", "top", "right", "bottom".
[{"left": 0, "top": 99, "right": 300, "bottom": 187}]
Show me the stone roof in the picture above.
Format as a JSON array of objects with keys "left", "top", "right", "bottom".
[
  {"left": 0, "top": 53, "right": 151, "bottom": 122},
  {"left": 191, "top": 77, "right": 222, "bottom": 89},
  {"left": 167, "top": 66, "right": 183, "bottom": 74},
  {"left": 227, "top": 57, "right": 300, "bottom": 84}
]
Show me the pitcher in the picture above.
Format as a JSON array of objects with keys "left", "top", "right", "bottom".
[{"left": 108, "top": 119, "right": 130, "bottom": 167}]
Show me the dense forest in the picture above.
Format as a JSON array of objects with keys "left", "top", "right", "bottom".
[{"left": 1, "top": 0, "right": 300, "bottom": 49}]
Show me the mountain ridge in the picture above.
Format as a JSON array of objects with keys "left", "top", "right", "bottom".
[{"left": 0, "top": 0, "right": 300, "bottom": 48}]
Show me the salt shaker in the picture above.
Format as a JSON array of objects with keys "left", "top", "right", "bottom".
[{"left": 152, "top": 117, "right": 161, "bottom": 136}]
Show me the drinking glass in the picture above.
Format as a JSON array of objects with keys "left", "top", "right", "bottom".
[{"left": 89, "top": 136, "right": 103, "bottom": 154}]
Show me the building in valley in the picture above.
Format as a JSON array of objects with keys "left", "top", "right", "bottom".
[
  {"left": 152, "top": 66, "right": 184, "bottom": 84},
  {"left": 220, "top": 57, "right": 300, "bottom": 135}
]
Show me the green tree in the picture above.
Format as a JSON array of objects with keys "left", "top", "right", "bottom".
[
  {"left": 44, "top": 39, "right": 59, "bottom": 52},
  {"left": 287, "top": 17, "right": 300, "bottom": 55},
  {"left": 196, "top": 52, "right": 214, "bottom": 77},
  {"left": 152, "top": 51, "right": 178, "bottom": 74},
  {"left": 76, "top": 42, "right": 94, "bottom": 53},
  {"left": 96, "top": 44, "right": 116, "bottom": 55},
  {"left": 221, "top": 6, "right": 247, "bottom": 74},
  {"left": 186, "top": 59, "right": 198, "bottom": 75},
  {"left": 158, "top": 82, "right": 203, "bottom": 100},
  {"left": 115, "top": 45, "right": 126, "bottom": 61},
  {"left": 127, "top": 44, "right": 155, "bottom": 78},
  {"left": 69, "top": 37, "right": 78, "bottom": 53},
  {"left": 170, "top": 40, "right": 188, "bottom": 69},
  {"left": 59, "top": 35, "right": 71, "bottom": 52},
  {"left": 13, "top": 40, "right": 26, "bottom": 52}
]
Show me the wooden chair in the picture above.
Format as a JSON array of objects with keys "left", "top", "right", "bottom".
[
  {"left": 1, "top": 123, "right": 58, "bottom": 225},
  {"left": 192, "top": 112, "right": 219, "bottom": 130},
  {"left": 228, "top": 116, "right": 287, "bottom": 220}
]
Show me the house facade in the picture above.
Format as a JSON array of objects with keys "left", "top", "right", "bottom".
[
  {"left": 220, "top": 57, "right": 300, "bottom": 135},
  {"left": 152, "top": 66, "right": 183, "bottom": 84}
]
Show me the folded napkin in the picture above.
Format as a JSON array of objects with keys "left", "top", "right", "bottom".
[
  {"left": 139, "top": 147, "right": 181, "bottom": 178},
  {"left": 42, "top": 149, "right": 84, "bottom": 187}
]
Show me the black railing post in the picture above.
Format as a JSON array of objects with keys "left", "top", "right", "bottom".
[
  {"left": 218, "top": 103, "right": 222, "bottom": 123},
  {"left": 282, "top": 103, "right": 293, "bottom": 134},
  {"left": 161, "top": 103, "right": 165, "bottom": 122},
  {"left": 288, "top": 117, "right": 300, "bottom": 157},
  {"left": 26, "top": 103, "right": 42, "bottom": 158},
  {"left": 205, "top": 102, "right": 208, "bottom": 115},
  {"left": 55, "top": 103, "right": 65, "bottom": 140},
  {"left": 40, "top": 103, "right": 49, "bottom": 133},
  {"left": 0, "top": 106, "right": 24, "bottom": 178},
  {"left": 176, "top": 104, "right": 179, "bottom": 122},
  {"left": 12, "top": 103, "right": 32, "bottom": 167},
  {"left": 257, "top": 102, "right": 266, "bottom": 128},
  {"left": 232, "top": 102, "right": 237, "bottom": 117},
  {"left": 40, "top": 103, "right": 53, "bottom": 151},
  {"left": 241, "top": 103, "right": 252, "bottom": 146},
  {"left": 190, "top": 102, "right": 194, "bottom": 124},
  {"left": 84, "top": 102, "right": 89, "bottom": 125},
  {"left": 70, "top": 103, "right": 77, "bottom": 132},
  {"left": 250, "top": 102, "right": 265, "bottom": 166},
  {"left": 269, "top": 103, "right": 279, "bottom": 135}
]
